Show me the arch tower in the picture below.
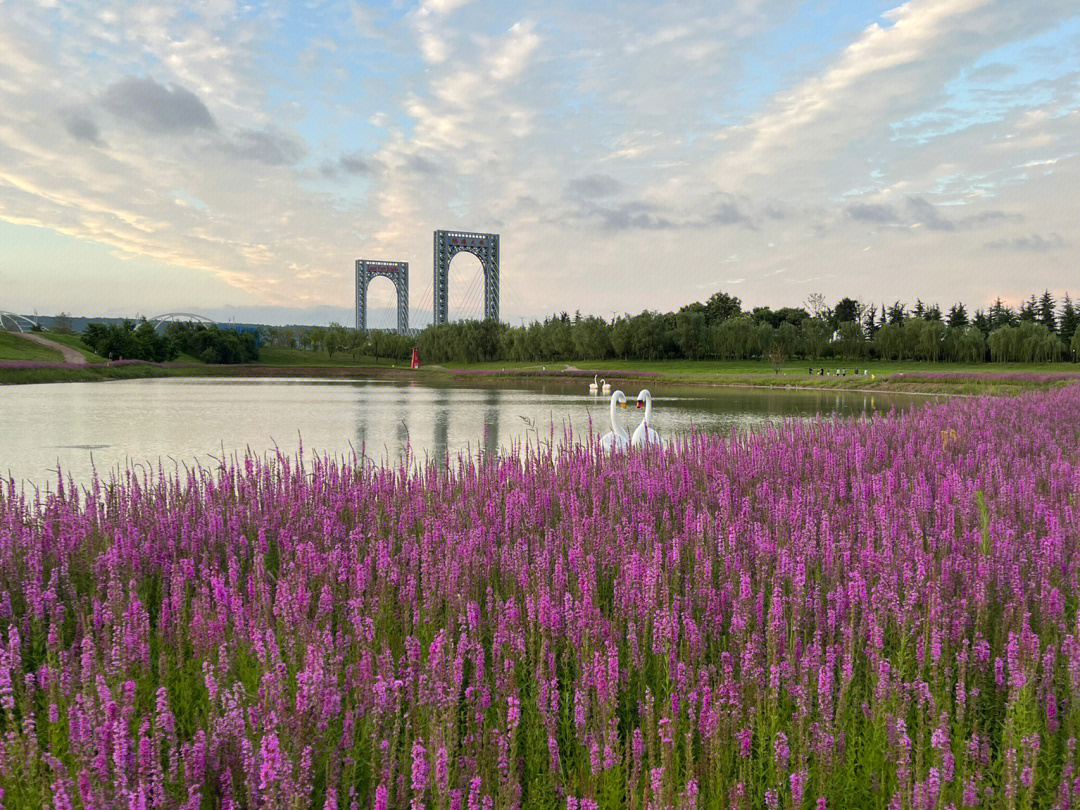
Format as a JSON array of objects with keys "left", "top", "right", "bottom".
[
  {"left": 355, "top": 260, "right": 409, "bottom": 333},
  {"left": 433, "top": 230, "right": 499, "bottom": 324}
]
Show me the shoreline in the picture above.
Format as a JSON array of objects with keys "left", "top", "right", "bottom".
[{"left": 2, "top": 358, "right": 1076, "bottom": 396}]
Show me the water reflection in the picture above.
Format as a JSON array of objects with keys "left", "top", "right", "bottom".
[
  {"left": 483, "top": 387, "right": 499, "bottom": 459},
  {"left": 432, "top": 389, "right": 450, "bottom": 464},
  {"left": 0, "top": 377, "right": 929, "bottom": 490}
]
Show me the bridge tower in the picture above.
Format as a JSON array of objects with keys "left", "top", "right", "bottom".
[
  {"left": 433, "top": 230, "right": 499, "bottom": 324},
  {"left": 356, "top": 260, "right": 409, "bottom": 333}
]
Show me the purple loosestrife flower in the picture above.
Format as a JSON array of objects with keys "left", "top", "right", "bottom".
[
  {"left": 774, "top": 731, "right": 790, "bottom": 771},
  {"left": 411, "top": 739, "right": 428, "bottom": 807},
  {"left": 258, "top": 731, "right": 284, "bottom": 792},
  {"left": 790, "top": 770, "right": 807, "bottom": 808}
]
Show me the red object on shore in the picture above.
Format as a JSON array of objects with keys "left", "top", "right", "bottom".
[{"left": 410, "top": 348, "right": 420, "bottom": 369}]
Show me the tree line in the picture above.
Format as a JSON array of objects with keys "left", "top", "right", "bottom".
[
  {"left": 401, "top": 290, "right": 1080, "bottom": 366},
  {"left": 82, "top": 320, "right": 259, "bottom": 364},
  {"left": 141, "top": 288, "right": 1080, "bottom": 367}
]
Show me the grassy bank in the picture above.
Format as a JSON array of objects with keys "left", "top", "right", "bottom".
[
  {"left": 4, "top": 349, "right": 1079, "bottom": 395},
  {"left": 0, "top": 359, "right": 412, "bottom": 386},
  {"left": 37, "top": 330, "right": 108, "bottom": 362},
  {"left": 256, "top": 345, "right": 408, "bottom": 367},
  {"left": 0, "top": 331, "right": 64, "bottom": 362},
  {"left": 440, "top": 358, "right": 1080, "bottom": 395}
]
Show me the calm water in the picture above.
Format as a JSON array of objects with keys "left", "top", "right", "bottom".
[{"left": 0, "top": 377, "right": 924, "bottom": 490}]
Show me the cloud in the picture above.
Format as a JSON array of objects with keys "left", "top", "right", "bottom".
[
  {"left": 985, "top": 232, "right": 1065, "bottom": 251},
  {"left": 847, "top": 202, "right": 902, "bottom": 224},
  {"left": 64, "top": 115, "right": 102, "bottom": 145},
  {"left": 320, "top": 151, "right": 377, "bottom": 178},
  {"left": 413, "top": 0, "right": 476, "bottom": 64},
  {"left": 489, "top": 20, "right": 541, "bottom": 81},
  {"left": 565, "top": 174, "right": 622, "bottom": 199},
  {"left": 2, "top": 0, "right": 1080, "bottom": 322},
  {"left": 406, "top": 155, "right": 439, "bottom": 175},
  {"left": 219, "top": 129, "right": 305, "bottom": 165},
  {"left": 708, "top": 198, "right": 749, "bottom": 226},
  {"left": 959, "top": 209, "right": 1024, "bottom": 227},
  {"left": 102, "top": 77, "right": 216, "bottom": 134},
  {"left": 905, "top": 196, "right": 955, "bottom": 230},
  {"left": 340, "top": 151, "right": 371, "bottom": 175},
  {"left": 846, "top": 195, "right": 1028, "bottom": 233},
  {"left": 591, "top": 201, "right": 674, "bottom": 231}
]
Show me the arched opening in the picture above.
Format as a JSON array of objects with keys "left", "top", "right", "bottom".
[
  {"left": 364, "top": 276, "right": 400, "bottom": 333},
  {"left": 446, "top": 252, "right": 486, "bottom": 323}
]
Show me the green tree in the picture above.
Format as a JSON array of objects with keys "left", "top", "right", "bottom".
[
  {"left": 1059, "top": 294, "right": 1078, "bottom": 349},
  {"left": 1038, "top": 290, "right": 1057, "bottom": 332},
  {"left": 53, "top": 312, "right": 75, "bottom": 334},
  {"left": 1018, "top": 294, "right": 1038, "bottom": 323},
  {"left": 988, "top": 298, "right": 1014, "bottom": 330},
  {"left": 834, "top": 320, "right": 866, "bottom": 359},
  {"left": 1017, "top": 322, "right": 1063, "bottom": 362},
  {"left": 833, "top": 297, "right": 860, "bottom": 327},
  {"left": 712, "top": 315, "right": 757, "bottom": 359},
  {"left": 862, "top": 303, "right": 879, "bottom": 340},
  {"left": 629, "top": 312, "right": 663, "bottom": 360},
  {"left": 901, "top": 319, "right": 924, "bottom": 360},
  {"left": 988, "top": 325, "right": 1020, "bottom": 362},
  {"left": 874, "top": 322, "right": 903, "bottom": 361},
  {"left": 674, "top": 309, "right": 707, "bottom": 360},
  {"left": 958, "top": 326, "right": 986, "bottom": 363},
  {"left": 610, "top": 317, "right": 632, "bottom": 359},
  {"left": 704, "top": 291, "right": 742, "bottom": 325},
  {"left": 754, "top": 323, "right": 774, "bottom": 358},
  {"left": 947, "top": 303, "right": 968, "bottom": 329},
  {"left": 800, "top": 318, "right": 830, "bottom": 360},
  {"left": 916, "top": 319, "right": 945, "bottom": 360},
  {"left": 324, "top": 322, "right": 350, "bottom": 360},
  {"left": 774, "top": 321, "right": 800, "bottom": 359}
]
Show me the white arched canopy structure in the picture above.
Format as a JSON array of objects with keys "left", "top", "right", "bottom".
[
  {"left": 148, "top": 312, "right": 216, "bottom": 331},
  {"left": 0, "top": 311, "right": 39, "bottom": 332}
]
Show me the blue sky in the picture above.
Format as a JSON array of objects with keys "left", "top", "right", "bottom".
[{"left": 0, "top": 0, "right": 1077, "bottom": 326}]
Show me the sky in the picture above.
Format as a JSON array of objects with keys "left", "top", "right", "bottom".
[{"left": 0, "top": 0, "right": 1077, "bottom": 327}]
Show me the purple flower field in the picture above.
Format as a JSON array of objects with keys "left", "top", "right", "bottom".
[{"left": 2, "top": 387, "right": 1079, "bottom": 808}]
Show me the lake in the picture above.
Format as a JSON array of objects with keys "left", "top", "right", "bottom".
[{"left": 0, "top": 377, "right": 925, "bottom": 490}]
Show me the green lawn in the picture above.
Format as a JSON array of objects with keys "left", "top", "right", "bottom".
[
  {"left": 41, "top": 331, "right": 108, "bottom": 363},
  {"left": 0, "top": 331, "right": 64, "bottom": 362},
  {"left": 256, "top": 346, "right": 405, "bottom": 367},
  {"left": 443, "top": 358, "right": 1076, "bottom": 377}
]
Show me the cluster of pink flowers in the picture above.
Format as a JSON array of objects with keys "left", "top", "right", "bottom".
[{"left": 1, "top": 386, "right": 1079, "bottom": 808}]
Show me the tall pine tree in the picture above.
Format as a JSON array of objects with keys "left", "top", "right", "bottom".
[
  {"left": 1019, "top": 294, "right": 1038, "bottom": 322},
  {"left": 947, "top": 303, "right": 968, "bottom": 328},
  {"left": 1060, "top": 294, "right": 1078, "bottom": 348},
  {"left": 989, "top": 298, "right": 1013, "bottom": 330},
  {"left": 1039, "top": 290, "right": 1057, "bottom": 333}
]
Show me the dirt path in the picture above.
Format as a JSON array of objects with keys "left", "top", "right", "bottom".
[{"left": 12, "top": 332, "right": 87, "bottom": 365}]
